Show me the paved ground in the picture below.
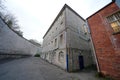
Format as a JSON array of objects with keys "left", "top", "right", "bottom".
[{"left": 0, "top": 57, "right": 101, "bottom": 80}]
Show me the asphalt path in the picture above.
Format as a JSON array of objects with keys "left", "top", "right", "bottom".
[{"left": 0, "top": 57, "right": 100, "bottom": 80}]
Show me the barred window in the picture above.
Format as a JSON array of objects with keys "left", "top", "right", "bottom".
[{"left": 107, "top": 11, "right": 120, "bottom": 33}]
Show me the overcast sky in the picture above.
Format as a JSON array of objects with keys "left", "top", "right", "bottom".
[{"left": 4, "top": 0, "right": 111, "bottom": 43}]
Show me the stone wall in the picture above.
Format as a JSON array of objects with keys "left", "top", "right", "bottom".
[
  {"left": 0, "top": 17, "right": 41, "bottom": 58},
  {"left": 65, "top": 7, "right": 94, "bottom": 71},
  {"left": 42, "top": 9, "right": 67, "bottom": 69}
]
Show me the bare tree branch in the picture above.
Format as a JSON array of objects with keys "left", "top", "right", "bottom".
[{"left": 0, "top": 0, "right": 23, "bottom": 37}]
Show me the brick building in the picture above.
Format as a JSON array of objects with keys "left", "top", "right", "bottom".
[{"left": 87, "top": 0, "right": 120, "bottom": 79}]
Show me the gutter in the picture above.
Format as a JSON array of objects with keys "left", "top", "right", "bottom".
[{"left": 86, "top": 20, "right": 100, "bottom": 72}]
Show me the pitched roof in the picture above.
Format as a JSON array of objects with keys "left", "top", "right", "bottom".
[{"left": 43, "top": 4, "right": 85, "bottom": 38}]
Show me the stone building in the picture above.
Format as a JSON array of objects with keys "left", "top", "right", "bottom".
[
  {"left": 87, "top": 0, "right": 120, "bottom": 79},
  {"left": 42, "top": 4, "right": 94, "bottom": 72}
]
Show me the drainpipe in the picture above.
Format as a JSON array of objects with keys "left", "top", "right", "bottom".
[
  {"left": 86, "top": 20, "right": 100, "bottom": 72},
  {"left": 65, "top": 9, "right": 69, "bottom": 71}
]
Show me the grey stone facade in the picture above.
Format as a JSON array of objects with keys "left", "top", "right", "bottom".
[
  {"left": 42, "top": 4, "right": 94, "bottom": 71},
  {"left": 0, "top": 17, "right": 41, "bottom": 59},
  {"left": 116, "top": 0, "right": 120, "bottom": 7}
]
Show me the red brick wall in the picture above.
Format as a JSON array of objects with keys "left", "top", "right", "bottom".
[{"left": 87, "top": 2, "right": 120, "bottom": 80}]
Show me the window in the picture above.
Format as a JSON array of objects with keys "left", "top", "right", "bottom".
[
  {"left": 58, "top": 51, "right": 64, "bottom": 63},
  {"left": 60, "top": 21, "right": 63, "bottom": 25},
  {"left": 51, "top": 41, "right": 53, "bottom": 44},
  {"left": 56, "top": 27, "right": 57, "bottom": 30},
  {"left": 55, "top": 38, "right": 57, "bottom": 47},
  {"left": 82, "top": 24, "right": 88, "bottom": 34},
  {"left": 52, "top": 52, "right": 56, "bottom": 60},
  {"left": 60, "top": 34, "right": 63, "bottom": 45},
  {"left": 107, "top": 11, "right": 120, "bottom": 34}
]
